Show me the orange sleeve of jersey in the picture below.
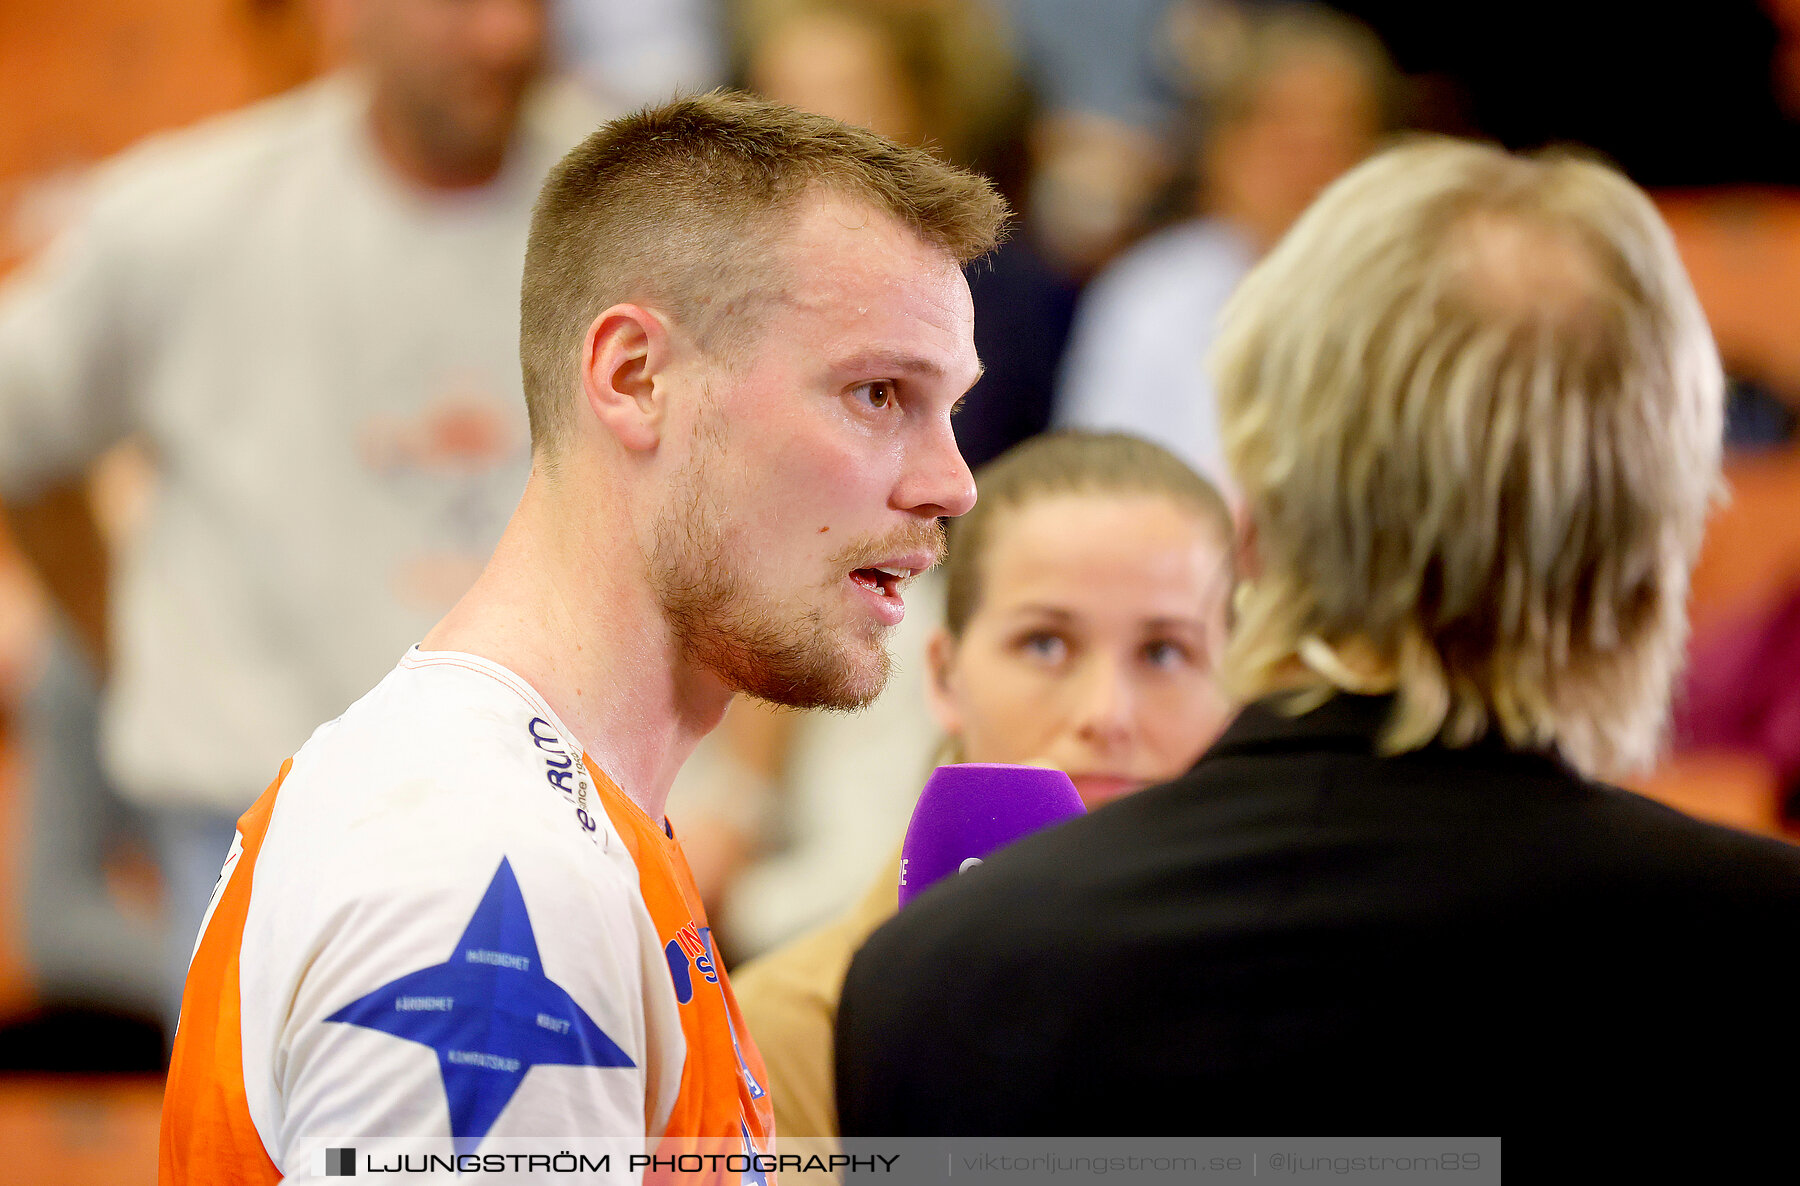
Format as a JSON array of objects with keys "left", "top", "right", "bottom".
[
  {"left": 591, "top": 758, "right": 778, "bottom": 1177},
  {"left": 158, "top": 760, "right": 290, "bottom": 1186}
]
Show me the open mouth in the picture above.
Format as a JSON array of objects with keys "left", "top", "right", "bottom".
[{"left": 849, "top": 565, "right": 912, "bottom": 599}]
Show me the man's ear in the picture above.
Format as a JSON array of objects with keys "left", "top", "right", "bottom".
[{"left": 580, "top": 304, "right": 674, "bottom": 453}]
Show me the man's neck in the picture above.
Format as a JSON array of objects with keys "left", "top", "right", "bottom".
[{"left": 421, "top": 475, "right": 734, "bottom": 820}]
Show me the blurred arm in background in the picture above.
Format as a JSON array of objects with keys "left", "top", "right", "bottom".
[
  {"left": 0, "top": 166, "right": 146, "bottom": 673},
  {"left": 2, "top": 482, "right": 109, "bottom": 676}
]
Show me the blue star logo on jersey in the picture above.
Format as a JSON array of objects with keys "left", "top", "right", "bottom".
[{"left": 325, "top": 857, "right": 634, "bottom": 1156}]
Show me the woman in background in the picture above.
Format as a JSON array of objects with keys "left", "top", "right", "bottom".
[{"left": 731, "top": 430, "right": 1237, "bottom": 1145}]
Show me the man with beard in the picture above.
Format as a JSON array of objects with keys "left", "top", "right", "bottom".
[{"left": 158, "top": 94, "right": 1005, "bottom": 1181}]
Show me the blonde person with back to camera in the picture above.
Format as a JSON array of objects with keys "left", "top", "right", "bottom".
[
  {"left": 731, "top": 430, "right": 1238, "bottom": 1148},
  {"left": 836, "top": 138, "right": 1800, "bottom": 1134}
]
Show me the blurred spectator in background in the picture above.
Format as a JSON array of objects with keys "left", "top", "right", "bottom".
[
  {"left": 1057, "top": 3, "right": 1394, "bottom": 492},
  {"left": 733, "top": 430, "right": 1237, "bottom": 1145},
  {"left": 739, "top": 0, "right": 1024, "bottom": 168},
  {"left": 0, "top": 0, "right": 329, "bottom": 1069},
  {"left": 993, "top": 0, "right": 1190, "bottom": 137},
  {"left": 554, "top": 0, "right": 727, "bottom": 109},
  {"left": 0, "top": 0, "right": 597, "bottom": 1046},
  {"left": 738, "top": 0, "right": 1073, "bottom": 473}
]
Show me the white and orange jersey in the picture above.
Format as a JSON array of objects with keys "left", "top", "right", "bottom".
[{"left": 159, "top": 649, "right": 776, "bottom": 1184}]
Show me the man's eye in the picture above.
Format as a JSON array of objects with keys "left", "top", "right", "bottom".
[{"left": 855, "top": 381, "right": 896, "bottom": 409}]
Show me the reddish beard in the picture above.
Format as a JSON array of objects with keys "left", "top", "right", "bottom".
[
  {"left": 826, "top": 519, "right": 947, "bottom": 577},
  {"left": 649, "top": 470, "right": 944, "bottom": 711}
]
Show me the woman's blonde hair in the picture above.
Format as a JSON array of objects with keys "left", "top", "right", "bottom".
[{"left": 1210, "top": 137, "right": 1724, "bottom": 777}]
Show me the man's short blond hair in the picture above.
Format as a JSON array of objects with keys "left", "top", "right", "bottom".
[
  {"left": 1211, "top": 137, "right": 1724, "bottom": 777},
  {"left": 520, "top": 90, "right": 1008, "bottom": 461}
]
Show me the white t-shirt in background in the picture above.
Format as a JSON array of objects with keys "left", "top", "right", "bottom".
[
  {"left": 1055, "top": 217, "right": 1255, "bottom": 498},
  {"left": 0, "top": 73, "right": 600, "bottom": 814}
]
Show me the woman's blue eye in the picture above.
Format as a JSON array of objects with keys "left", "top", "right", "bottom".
[
  {"left": 1143, "top": 639, "right": 1189, "bottom": 668},
  {"left": 1021, "top": 633, "right": 1067, "bottom": 662}
]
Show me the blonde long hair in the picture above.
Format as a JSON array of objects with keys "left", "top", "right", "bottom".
[{"left": 1211, "top": 138, "right": 1724, "bottom": 777}]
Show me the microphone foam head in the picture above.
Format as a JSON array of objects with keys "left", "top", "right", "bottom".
[{"left": 898, "top": 763, "right": 1085, "bottom": 908}]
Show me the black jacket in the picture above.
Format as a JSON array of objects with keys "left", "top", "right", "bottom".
[{"left": 836, "top": 695, "right": 1800, "bottom": 1134}]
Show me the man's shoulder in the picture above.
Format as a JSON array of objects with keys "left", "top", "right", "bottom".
[
  {"left": 245, "top": 654, "right": 651, "bottom": 955},
  {"left": 1173, "top": 728, "right": 1800, "bottom": 897},
  {"left": 109, "top": 77, "right": 346, "bottom": 180},
  {"left": 81, "top": 78, "right": 353, "bottom": 231},
  {"left": 240, "top": 656, "right": 656, "bottom": 1040},
  {"left": 1549, "top": 774, "right": 1800, "bottom": 899},
  {"left": 262, "top": 653, "right": 624, "bottom": 879},
  {"left": 289, "top": 652, "right": 551, "bottom": 776},
  {"left": 1309, "top": 731, "right": 1800, "bottom": 890}
]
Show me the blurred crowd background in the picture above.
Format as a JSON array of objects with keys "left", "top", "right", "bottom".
[{"left": 3, "top": 0, "right": 1800, "bottom": 1176}]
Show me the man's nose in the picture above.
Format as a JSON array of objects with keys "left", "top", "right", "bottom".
[{"left": 896, "top": 415, "right": 976, "bottom": 519}]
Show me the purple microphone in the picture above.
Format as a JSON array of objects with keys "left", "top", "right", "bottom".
[{"left": 897, "top": 763, "right": 1086, "bottom": 908}]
